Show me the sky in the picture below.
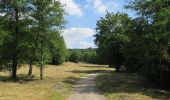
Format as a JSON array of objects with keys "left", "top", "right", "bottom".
[{"left": 59, "top": 0, "right": 136, "bottom": 49}]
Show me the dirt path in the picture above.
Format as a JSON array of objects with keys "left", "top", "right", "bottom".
[{"left": 68, "top": 73, "right": 106, "bottom": 100}]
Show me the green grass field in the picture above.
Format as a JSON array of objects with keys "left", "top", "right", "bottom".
[{"left": 95, "top": 72, "right": 170, "bottom": 100}]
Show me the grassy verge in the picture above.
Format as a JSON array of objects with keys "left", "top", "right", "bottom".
[
  {"left": 0, "top": 62, "right": 111, "bottom": 100},
  {"left": 95, "top": 71, "right": 170, "bottom": 100}
]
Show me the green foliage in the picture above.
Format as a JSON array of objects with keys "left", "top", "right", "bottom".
[
  {"left": 51, "top": 35, "right": 67, "bottom": 65},
  {"left": 125, "top": 0, "right": 170, "bottom": 88},
  {"left": 0, "top": 0, "right": 66, "bottom": 79},
  {"left": 67, "top": 48, "right": 97, "bottom": 64},
  {"left": 95, "top": 0, "right": 170, "bottom": 88},
  {"left": 69, "top": 50, "right": 81, "bottom": 63},
  {"left": 95, "top": 12, "right": 131, "bottom": 71},
  {"left": 0, "top": 0, "right": 33, "bottom": 78}
]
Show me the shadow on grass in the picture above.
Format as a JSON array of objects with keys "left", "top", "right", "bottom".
[
  {"left": 96, "top": 72, "right": 170, "bottom": 99},
  {"left": 0, "top": 74, "right": 38, "bottom": 83},
  {"left": 81, "top": 65, "right": 109, "bottom": 68},
  {"left": 69, "top": 70, "right": 112, "bottom": 74},
  {"left": 63, "top": 76, "right": 80, "bottom": 86}
]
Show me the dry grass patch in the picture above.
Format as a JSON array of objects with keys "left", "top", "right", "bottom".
[
  {"left": 0, "top": 62, "right": 111, "bottom": 100},
  {"left": 95, "top": 72, "right": 170, "bottom": 100}
]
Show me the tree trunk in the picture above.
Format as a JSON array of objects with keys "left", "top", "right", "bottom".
[
  {"left": 9, "top": 68, "right": 12, "bottom": 77},
  {"left": 28, "top": 61, "right": 33, "bottom": 76},
  {"left": 40, "top": 47, "right": 43, "bottom": 80},
  {"left": 11, "top": 6, "right": 19, "bottom": 80},
  {"left": 116, "top": 64, "right": 120, "bottom": 72},
  {"left": 160, "top": 69, "right": 164, "bottom": 88},
  {"left": 12, "top": 55, "right": 17, "bottom": 79},
  {"left": 40, "top": 42, "right": 43, "bottom": 80},
  {"left": 28, "top": 34, "right": 39, "bottom": 76},
  {"left": 40, "top": 65, "right": 43, "bottom": 80}
]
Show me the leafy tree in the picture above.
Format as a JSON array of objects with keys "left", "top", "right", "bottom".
[
  {"left": 125, "top": 0, "right": 170, "bottom": 87},
  {"left": 94, "top": 1, "right": 170, "bottom": 88},
  {"left": 30, "top": 0, "right": 65, "bottom": 79},
  {"left": 94, "top": 12, "right": 131, "bottom": 71},
  {"left": 0, "top": 0, "right": 66, "bottom": 80},
  {"left": 0, "top": 0, "right": 31, "bottom": 79},
  {"left": 121, "top": 17, "right": 151, "bottom": 72},
  {"left": 69, "top": 50, "right": 82, "bottom": 63},
  {"left": 83, "top": 49, "right": 97, "bottom": 64},
  {"left": 51, "top": 34, "right": 67, "bottom": 65},
  {"left": 67, "top": 48, "right": 97, "bottom": 64}
]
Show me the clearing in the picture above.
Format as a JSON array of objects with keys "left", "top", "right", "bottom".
[
  {"left": 0, "top": 62, "right": 170, "bottom": 100},
  {"left": 0, "top": 62, "right": 111, "bottom": 100}
]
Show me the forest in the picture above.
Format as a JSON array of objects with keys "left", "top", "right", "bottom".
[
  {"left": 0, "top": 0, "right": 170, "bottom": 100},
  {"left": 94, "top": 0, "right": 170, "bottom": 88},
  {"left": 0, "top": 0, "right": 67, "bottom": 80},
  {"left": 67, "top": 48, "right": 97, "bottom": 64},
  {"left": 72, "top": 0, "right": 170, "bottom": 89}
]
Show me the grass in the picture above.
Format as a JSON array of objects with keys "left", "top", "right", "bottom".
[
  {"left": 95, "top": 71, "right": 170, "bottom": 100},
  {"left": 0, "top": 62, "right": 112, "bottom": 100}
]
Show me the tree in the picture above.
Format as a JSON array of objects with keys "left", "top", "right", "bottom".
[
  {"left": 30, "top": 0, "right": 65, "bottom": 79},
  {"left": 94, "top": 12, "right": 131, "bottom": 71},
  {"left": 69, "top": 50, "right": 82, "bottom": 63},
  {"left": 67, "top": 48, "right": 97, "bottom": 64},
  {"left": 0, "top": 0, "right": 31, "bottom": 79},
  {"left": 51, "top": 34, "right": 67, "bottom": 65},
  {"left": 0, "top": 0, "right": 66, "bottom": 80},
  {"left": 121, "top": 17, "right": 151, "bottom": 72},
  {"left": 125, "top": 0, "right": 170, "bottom": 87}
]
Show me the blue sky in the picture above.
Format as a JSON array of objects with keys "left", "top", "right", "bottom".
[{"left": 59, "top": 0, "right": 136, "bottom": 49}]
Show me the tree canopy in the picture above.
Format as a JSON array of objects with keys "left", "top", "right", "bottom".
[
  {"left": 67, "top": 48, "right": 97, "bottom": 64},
  {"left": 0, "top": 0, "right": 67, "bottom": 79},
  {"left": 94, "top": 0, "right": 170, "bottom": 88}
]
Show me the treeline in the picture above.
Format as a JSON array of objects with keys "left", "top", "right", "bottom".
[
  {"left": 0, "top": 0, "right": 67, "bottom": 80},
  {"left": 94, "top": 0, "right": 170, "bottom": 88},
  {"left": 67, "top": 48, "right": 97, "bottom": 64}
]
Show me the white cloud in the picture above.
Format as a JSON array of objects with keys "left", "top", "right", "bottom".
[
  {"left": 93, "top": 0, "right": 107, "bottom": 14},
  {"left": 86, "top": 0, "right": 118, "bottom": 14},
  {"left": 62, "top": 27, "right": 96, "bottom": 48},
  {"left": 57, "top": 0, "right": 83, "bottom": 17},
  {"left": 86, "top": 0, "right": 106, "bottom": 14},
  {"left": 106, "top": 2, "right": 119, "bottom": 11},
  {"left": 79, "top": 41, "right": 96, "bottom": 49}
]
